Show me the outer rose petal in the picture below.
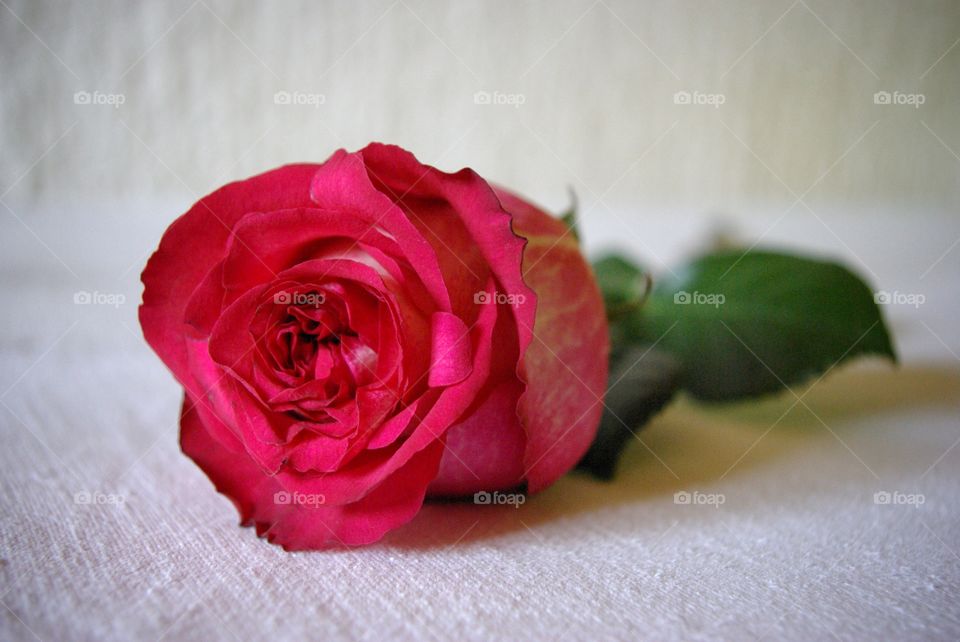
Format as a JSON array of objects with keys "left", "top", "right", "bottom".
[
  {"left": 358, "top": 143, "right": 537, "bottom": 354},
  {"left": 426, "top": 379, "right": 527, "bottom": 496},
  {"left": 309, "top": 149, "right": 452, "bottom": 312},
  {"left": 496, "top": 187, "right": 609, "bottom": 493},
  {"left": 140, "top": 164, "right": 321, "bottom": 396},
  {"left": 360, "top": 145, "right": 544, "bottom": 495},
  {"left": 180, "top": 397, "right": 444, "bottom": 549},
  {"left": 426, "top": 189, "right": 609, "bottom": 496}
]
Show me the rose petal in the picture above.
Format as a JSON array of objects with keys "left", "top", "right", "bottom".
[
  {"left": 495, "top": 186, "right": 610, "bottom": 493},
  {"left": 208, "top": 259, "right": 398, "bottom": 398},
  {"left": 141, "top": 164, "right": 321, "bottom": 392},
  {"left": 185, "top": 338, "right": 289, "bottom": 472},
  {"left": 309, "top": 149, "right": 452, "bottom": 312},
  {"left": 183, "top": 262, "right": 225, "bottom": 339},
  {"left": 366, "top": 395, "right": 427, "bottom": 449},
  {"left": 426, "top": 378, "right": 527, "bottom": 496},
  {"left": 274, "top": 282, "right": 501, "bottom": 504},
  {"left": 180, "top": 397, "right": 444, "bottom": 549},
  {"left": 220, "top": 207, "right": 407, "bottom": 301},
  {"left": 428, "top": 311, "right": 473, "bottom": 387},
  {"left": 358, "top": 143, "right": 537, "bottom": 375}
]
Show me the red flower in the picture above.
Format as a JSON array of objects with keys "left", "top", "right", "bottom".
[{"left": 140, "top": 144, "right": 608, "bottom": 549}]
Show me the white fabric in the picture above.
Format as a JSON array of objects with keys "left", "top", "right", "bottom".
[{"left": 1, "top": 201, "right": 958, "bottom": 641}]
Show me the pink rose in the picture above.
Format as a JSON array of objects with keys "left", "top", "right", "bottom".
[{"left": 140, "top": 143, "right": 608, "bottom": 549}]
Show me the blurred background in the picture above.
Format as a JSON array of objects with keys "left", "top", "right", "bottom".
[
  {"left": 3, "top": 0, "right": 958, "bottom": 353},
  {"left": 2, "top": 0, "right": 958, "bottom": 215}
]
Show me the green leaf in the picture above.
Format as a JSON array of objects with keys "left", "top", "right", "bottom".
[
  {"left": 577, "top": 345, "right": 681, "bottom": 479},
  {"left": 630, "top": 250, "right": 897, "bottom": 401},
  {"left": 592, "top": 254, "right": 650, "bottom": 323}
]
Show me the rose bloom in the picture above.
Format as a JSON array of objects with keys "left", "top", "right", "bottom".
[{"left": 141, "top": 144, "right": 608, "bottom": 549}]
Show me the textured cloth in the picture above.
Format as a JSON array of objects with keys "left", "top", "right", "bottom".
[{"left": 1, "top": 202, "right": 958, "bottom": 641}]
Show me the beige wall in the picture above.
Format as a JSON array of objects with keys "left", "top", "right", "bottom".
[{"left": 2, "top": 0, "right": 958, "bottom": 217}]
